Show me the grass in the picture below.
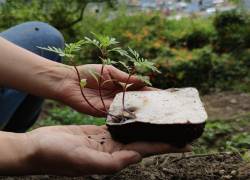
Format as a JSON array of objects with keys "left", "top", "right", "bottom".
[{"left": 194, "top": 114, "right": 250, "bottom": 156}]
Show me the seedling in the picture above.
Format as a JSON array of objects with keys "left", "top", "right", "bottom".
[{"left": 38, "top": 32, "right": 159, "bottom": 120}]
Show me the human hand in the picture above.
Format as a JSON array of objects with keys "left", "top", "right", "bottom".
[
  {"left": 56, "top": 64, "right": 147, "bottom": 117},
  {"left": 23, "top": 125, "right": 190, "bottom": 176}
]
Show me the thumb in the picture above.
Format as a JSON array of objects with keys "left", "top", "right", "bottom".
[
  {"left": 99, "top": 150, "right": 142, "bottom": 174},
  {"left": 90, "top": 150, "right": 142, "bottom": 174},
  {"left": 111, "top": 150, "right": 142, "bottom": 170}
]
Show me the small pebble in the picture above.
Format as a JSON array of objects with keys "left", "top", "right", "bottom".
[
  {"left": 222, "top": 175, "right": 233, "bottom": 179},
  {"left": 218, "top": 155, "right": 224, "bottom": 159},
  {"left": 162, "top": 168, "right": 167, "bottom": 172},
  {"left": 230, "top": 170, "right": 237, "bottom": 176},
  {"left": 142, "top": 158, "right": 155, "bottom": 167},
  {"left": 230, "top": 99, "right": 237, "bottom": 104},
  {"left": 225, "top": 152, "right": 233, "bottom": 155},
  {"left": 219, "top": 169, "right": 225, "bottom": 175}
]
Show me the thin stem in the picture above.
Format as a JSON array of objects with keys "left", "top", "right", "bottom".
[
  {"left": 122, "top": 68, "right": 135, "bottom": 111},
  {"left": 122, "top": 73, "right": 132, "bottom": 111},
  {"left": 74, "top": 66, "right": 106, "bottom": 114},
  {"left": 98, "top": 63, "right": 107, "bottom": 112},
  {"left": 74, "top": 66, "right": 119, "bottom": 119},
  {"left": 96, "top": 46, "right": 109, "bottom": 113}
]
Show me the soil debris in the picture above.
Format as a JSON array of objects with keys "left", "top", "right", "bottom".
[{"left": 2, "top": 152, "right": 249, "bottom": 180}]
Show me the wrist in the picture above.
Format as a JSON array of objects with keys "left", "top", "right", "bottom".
[
  {"left": 0, "top": 132, "right": 36, "bottom": 175},
  {"left": 51, "top": 64, "right": 90, "bottom": 102},
  {"left": 45, "top": 63, "right": 76, "bottom": 100}
]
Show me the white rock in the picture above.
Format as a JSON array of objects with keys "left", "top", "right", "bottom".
[{"left": 107, "top": 87, "right": 207, "bottom": 125}]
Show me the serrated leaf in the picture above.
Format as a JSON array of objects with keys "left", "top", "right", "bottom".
[
  {"left": 134, "top": 58, "right": 161, "bottom": 74},
  {"left": 108, "top": 47, "right": 129, "bottom": 57},
  {"left": 64, "top": 39, "right": 86, "bottom": 57},
  {"left": 91, "top": 32, "right": 119, "bottom": 48},
  {"left": 38, "top": 39, "right": 86, "bottom": 59},
  {"left": 38, "top": 46, "right": 69, "bottom": 57},
  {"left": 128, "top": 47, "right": 140, "bottom": 59},
  {"left": 100, "top": 57, "right": 117, "bottom": 65},
  {"left": 136, "top": 75, "right": 152, "bottom": 86},
  {"left": 84, "top": 37, "right": 101, "bottom": 49},
  {"left": 126, "top": 47, "right": 160, "bottom": 74},
  {"left": 118, "top": 61, "right": 131, "bottom": 73}
]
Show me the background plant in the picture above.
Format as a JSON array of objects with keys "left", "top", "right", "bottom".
[
  {"left": 0, "top": 0, "right": 117, "bottom": 40},
  {"left": 1, "top": 1, "right": 249, "bottom": 93}
]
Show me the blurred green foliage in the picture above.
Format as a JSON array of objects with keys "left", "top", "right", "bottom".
[
  {"left": 76, "top": 10, "right": 250, "bottom": 93},
  {"left": 0, "top": 0, "right": 116, "bottom": 40},
  {"left": 194, "top": 114, "right": 250, "bottom": 154},
  {"left": 36, "top": 105, "right": 105, "bottom": 127},
  {"left": 213, "top": 10, "right": 250, "bottom": 53},
  {"left": 0, "top": 1, "right": 249, "bottom": 93}
]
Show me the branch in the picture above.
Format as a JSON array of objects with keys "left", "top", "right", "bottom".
[
  {"left": 57, "top": 3, "right": 87, "bottom": 29},
  {"left": 55, "top": 0, "right": 117, "bottom": 30}
]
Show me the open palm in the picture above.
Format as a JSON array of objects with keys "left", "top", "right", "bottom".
[{"left": 28, "top": 125, "right": 190, "bottom": 176}]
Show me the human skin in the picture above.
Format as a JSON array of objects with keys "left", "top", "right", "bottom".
[
  {"left": 0, "top": 37, "right": 190, "bottom": 175},
  {"left": 0, "top": 125, "right": 190, "bottom": 176}
]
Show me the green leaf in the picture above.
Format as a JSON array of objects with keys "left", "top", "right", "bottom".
[
  {"left": 118, "top": 61, "right": 131, "bottom": 73},
  {"left": 84, "top": 37, "right": 101, "bottom": 49},
  {"left": 134, "top": 58, "right": 161, "bottom": 74},
  {"left": 108, "top": 47, "right": 129, "bottom": 57},
  {"left": 136, "top": 75, "right": 152, "bottom": 86},
  {"left": 100, "top": 57, "right": 117, "bottom": 65},
  {"left": 126, "top": 47, "right": 161, "bottom": 74},
  {"left": 38, "top": 39, "right": 86, "bottom": 59},
  {"left": 128, "top": 47, "right": 140, "bottom": 60},
  {"left": 64, "top": 40, "right": 86, "bottom": 57},
  {"left": 80, "top": 79, "right": 87, "bottom": 88},
  {"left": 38, "top": 46, "right": 69, "bottom": 57},
  {"left": 91, "top": 32, "right": 119, "bottom": 48}
]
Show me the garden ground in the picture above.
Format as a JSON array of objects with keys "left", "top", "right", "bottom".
[{"left": 2, "top": 91, "right": 250, "bottom": 179}]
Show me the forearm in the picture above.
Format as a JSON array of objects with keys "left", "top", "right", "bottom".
[
  {"left": 0, "top": 37, "right": 73, "bottom": 99},
  {"left": 0, "top": 131, "right": 34, "bottom": 175}
]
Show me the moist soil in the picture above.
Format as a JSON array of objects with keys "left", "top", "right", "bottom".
[{"left": 2, "top": 92, "right": 250, "bottom": 179}]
